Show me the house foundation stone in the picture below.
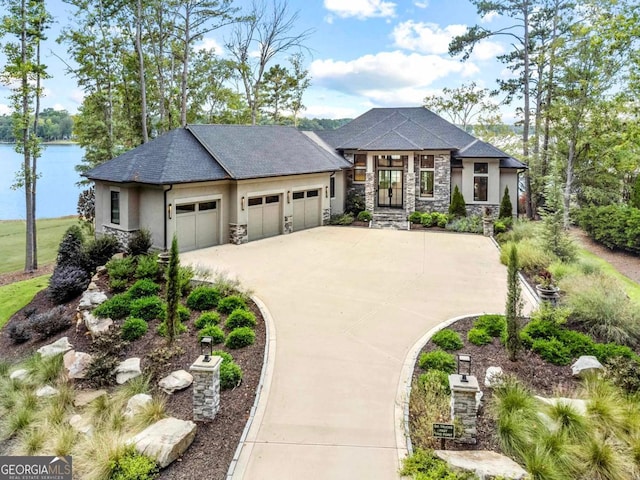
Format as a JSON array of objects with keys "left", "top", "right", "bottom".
[
  {"left": 365, "top": 172, "right": 375, "bottom": 212},
  {"left": 189, "top": 355, "right": 221, "bottom": 422},
  {"left": 284, "top": 215, "right": 293, "bottom": 234},
  {"left": 102, "top": 226, "right": 135, "bottom": 250},
  {"left": 405, "top": 172, "right": 416, "bottom": 214},
  {"left": 229, "top": 224, "right": 248, "bottom": 245},
  {"left": 449, "top": 374, "right": 480, "bottom": 444},
  {"left": 322, "top": 208, "right": 331, "bottom": 225}
]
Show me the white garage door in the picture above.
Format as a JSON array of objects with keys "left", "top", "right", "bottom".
[
  {"left": 176, "top": 201, "right": 219, "bottom": 251},
  {"left": 293, "top": 189, "right": 321, "bottom": 231},
  {"left": 248, "top": 195, "right": 281, "bottom": 241}
]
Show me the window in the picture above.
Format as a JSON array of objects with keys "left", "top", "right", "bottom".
[
  {"left": 376, "top": 155, "right": 407, "bottom": 168},
  {"left": 419, "top": 155, "right": 435, "bottom": 198},
  {"left": 354, "top": 154, "right": 366, "bottom": 182},
  {"left": 330, "top": 177, "right": 335, "bottom": 198},
  {"left": 176, "top": 203, "right": 195, "bottom": 214},
  {"left": 292, "top": 192, "right": 304, "bottom": 200},
  {"left": 110, "top": 191, "right": 120, "bottom": 224},
  {"left": 473, "top": 162, "right": 489, "bottom": 201},
  {"left": 265, "top": 195, "right": 280, "bottom": 204},
  {"left": 248, "top": 197, "right": 263, "bottom": 206},
  {"left": 198, "top": 201, "right": 216, "bottom": 211},
  {"left": 306, "top": 190, "right": 319, "bottom": 198}
]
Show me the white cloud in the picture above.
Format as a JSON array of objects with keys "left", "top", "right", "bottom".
[
  {"left": 414, "top": 1, "right": 429, "bottom": 8},
  {"left": 0, "top": 104, "right": 10, "bottom": 115},
  {"left": 481, "top": 11, "right": 499, "bottom": 23},
  {"left": 196, "top": 37, "right": 223, "bottom": 53},
  {"left": 470, "top": 40, "right": 505, "bottom": 61},
  {"left": 53, "top": 103, "right": 66, "bottom": 111},
  {"left": 323, "top": 0, "right": 396, "bottom": 19},
  {"left": 310, "top": 51, "right": 479, "bottom": 98},
  {"left": 391, "top": 21, "right": 467, "bottom": 55},
  {"left": 303, "top": 104, "right": 360, "bottom": 119},
  {"left": 69, "top": 89, "right": 85, "bottom": 105}
]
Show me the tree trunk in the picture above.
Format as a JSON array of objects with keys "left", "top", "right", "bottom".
[
  {"left": 180, "top": 8, "right": 190, "bottom": 128},
  {"left": 136, "top": 0, "right": 149, "bottom": 142},
  {"left": 564, "top": 137, "right": 574, "bottom": 229},
  {"left": 522, "top": 0, "right": 533, "bottom": 219}
]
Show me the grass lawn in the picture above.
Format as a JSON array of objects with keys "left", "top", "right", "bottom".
[
  {"left": 0, "top": 275, "right": 50, "bottom": 329},
  {"left": 578, "top": 248, "right": 640, "bottom": 304},
  {"left": 0, "top": 216, "right": 77, "bottom": 274}
]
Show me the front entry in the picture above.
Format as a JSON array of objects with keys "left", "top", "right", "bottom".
[{"left": 377, "top": 170, "right": 403, "bottom": 208}]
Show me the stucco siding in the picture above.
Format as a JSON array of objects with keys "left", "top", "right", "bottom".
[
  {"left": 499, "top": 170, "right": 519, "bottom": 217},
  {"left": 330, "top": 170, "right": 345, "bottom": 215},
  {"left": 460, "top": 158, "right": 500, "bottom": 205},
  {"left": 138, "top": 187, "right": 165, "bottom": 249}
]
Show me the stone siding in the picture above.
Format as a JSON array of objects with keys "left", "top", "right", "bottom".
[
  {"left": 284, "top": 215, "right": 293, "bottom": 234},
  {"left": 414, "top": 154, "right": 450, "bottom": 214},
  {"left": 190, "top": 356, "right": 221, "bottom": 422},
  {"left": 449, "top": 375, "right": 480, "bottom": 445},
  {"left": 229, "top": 224, "right": 248, "bottom": 245},
  {"left": 364, "top": 172, "right": 376, "bottom": 213},
  {"left": 405, "top": 172, "right": 416, "bottom": 214},
  {"left": 465, "top": 204, "right": 499, "bottom": 218},
  {"left": 102, "top": 226, "right": 135, "bottom": 251},
  {"left": 322, "top": 208, "right": 331, "bottom": 224}
]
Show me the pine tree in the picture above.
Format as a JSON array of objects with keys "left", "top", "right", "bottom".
[
  {"left": 449, "top": 185, "right": 467, "bottom": 217},
  {"left": 499, "top": 186, "right": 514, "bottom": 219},
  {"left": 165, "top": 235, "right": 180, "bottom": 344},
  {"left": 505, "top": 244, "right": 523, "bottom": 362}
]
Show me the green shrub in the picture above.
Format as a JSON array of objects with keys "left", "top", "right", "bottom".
[
  {"left": 520, "top": 318, "right": 562, "bottom": 348},
  {"left": 157, "top": 320, "right": 187, "bottom": 337},
  {"left": 594, "top": 343, "right": 636, "bottom": 364},
  {"left": 417, "top": 370, "right": 450, "bottom": 395},
  {"left": 110, "top": 278, "right": 128, "bottom": 292},
  {"left": 129, "top": 296, "right": 166, "bottom": 321},
  {"left": 431, "top": 329, "right": 463, "bottom": 351},
  {"left": 226, "top": 309, "right": 257, "bottom": 330},
  {"left": 467, "top": 328, "right": 492, "bottom": 346},
  {"left": 195, "top": 311, "right": 221, "bottom": 329},
  {"left": 107, "top": 257, "right": 136, "bottom": 282},
  {"left": 436, "top": 213, "right": 448, "bottom": 228},
  {"left": 48, "top": 265, "right": 91, "bottom": 304},
  {"left": 531, "top": 337, "right": 572, "bottom": 365},
  {"left": 602, "top": 356, "right": 640, "bottom": 394},
  {"left": 186, "top": 286, "right": 221, "bottom": 311},
  {"left": 420, "top": 212, "right": 434, "bottom": 227},
  {"left": 446, "top": 215, "right": 482, "bottom": 234},
  {"left": 418, "top": 350, "right": 456, "bottom": 373},
  {"left": 218, "top": 295, "right": 248, "bottom": 314},
  {"left": 400, "top": 448, "right": 471, "bottom": 479},
  {"left": 449, "top": 185, "right": 467, "bottom": 218},
  {"left": 556, "top": 329, "right": 597, "bottom": 358},
  {"left": 127, "top": 279, "right": 161, "bottom": 299},
  {"left": 474, "top": 314, "right": 506, "bottom": 337},
  {"left": 109, "top": 447, "right": 159, "bottom": 480},
  {"left": 493, "top": 220, "right": 507, "bottom": 235},
  {"left": 55, "top": 224, "right": 87, "bottom": 270},
  {"left": 127, "top": 229, "right": 153, "bottom": 256},
  {"left": 197, "top": 325, "right": 225, "bottom": 344},
  {"left": 409, "top": 211, "right": 423, "bottom": 224},
  {"left": 225, "top": 327, "right": 256, "bottom": 349},
  {"left": 177, "top": 266, "right": 194, "bottom": 296},
  {"left": 177, "top": 304, "right": 190, "bottom": 323},
  {"left": 578, "top": 205, "right": 640, "bottom": 255},
  {"left": 496, "top": 219, "right": 539, "bottom": 244},
  {"left": 94, "top": 293, "right": 132, "bottom": 319},
  {"left": 357, "top": 210, "right": 372, "bottom": 222},
  {"left": 212, "top": 350, "right": 244, "bottom": 390},
  {"left": 499, "top": 239, "right": 555, "bottom": 274},
  {"left": 135, "top": 255, "right": 159, "bottom": 279},
  {"left": 121, "top": 317, "right": 148, "bottom": 341},
  {"left": 328, "top": 213, "right": 355, "bottom": 225},
  {"left": 499, "top": 186, "right": 514, "bottom": 219},
  {"left": 85, "top": 235, "right": 120, "bottom": 272},
  {"left": 8, "top": 323, "right": 31, "bottom": 344},
  {"left": 30, "top": 306, "right": 71, "bottom": 339}
]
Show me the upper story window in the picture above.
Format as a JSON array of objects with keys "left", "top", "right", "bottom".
[
  {"left": 419, "top": 155, "right": 435, "bottom": 198},
  {"left": 110, "top": 190, "right": 120, "bottom": 224},
  {"left": 473, "top": 162, "right": 489, "bottom": 202},
  {"left": 354, "top": 154, "right": 366, "bottom": 182},
  {"left": 330, "top": 177, "right": 335, "bottom": 198},
  {"left": 375, "top": 154, "right": 406, "bottom": 168}
]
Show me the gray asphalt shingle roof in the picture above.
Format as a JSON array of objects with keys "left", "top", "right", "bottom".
[{"left": 84, "top": 128, "right": 228, "bottom": 184}]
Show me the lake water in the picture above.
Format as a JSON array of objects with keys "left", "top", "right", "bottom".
[{"left": 0, "top": 144, "right": 85, "bottom": 220}]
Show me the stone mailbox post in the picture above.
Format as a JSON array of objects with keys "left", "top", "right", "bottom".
[
  {"left": 448, "top": 374, "right": 480, "bottom": 444},
  {"left": 189, "top": 355, "right": 222, "bottom": 422}
]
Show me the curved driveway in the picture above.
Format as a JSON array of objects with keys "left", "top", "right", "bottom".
[{"left": 182, "top": 227, "right": 532, "bottom": 479}]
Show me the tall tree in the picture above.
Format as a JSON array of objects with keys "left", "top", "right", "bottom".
[
  {"left": 0, "top": 0, "right": 51, "bottom": 272},
  {"left": 505, "top": 244, "right": 523, "bottom": 362},
  {"left": 227, "top": 0, "right": 312, "bottom": 125},
  {"left": 287, "top": 52, "right": 310, "bottom": 127},
  {"left": 423, "top": 81, "right": 499, "bottom": 131},
  {"left": 261, "top": 64, "right": 294, "bottom": 123}
]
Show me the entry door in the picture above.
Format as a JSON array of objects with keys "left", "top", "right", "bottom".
[{"left": 377, "top": 170, "right": 403, "bottom": 208}]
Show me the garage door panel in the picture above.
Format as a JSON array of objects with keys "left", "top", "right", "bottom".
[
  {"left": 248, "top": 206, "right": 263, "bottom": 240},
  {"left": 304, "top": 197, "right": 320, "bottom": 228},
  {"left": 177, "top": 214, "right": 196, "bottom": 251},
  {"left": 293, "top": 190, "right": 321, "bottom": 231},
  {"left": 176, "top": 200, "right": 219, "bottom": 252}
]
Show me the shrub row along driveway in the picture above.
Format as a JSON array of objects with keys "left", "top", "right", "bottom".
[{"left": 182, "top": 227, "right": 530, "bottom": 479}]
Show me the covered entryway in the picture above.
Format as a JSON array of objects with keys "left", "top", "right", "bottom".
[
  {"left": 248, "top": 194, "right": 281, "bottom": 241},
  {"left": 176, "top": 200, "right": 219, "bottom": 251},
  {"left": 377, "top": 170, "right": 403, "bottom": 208},
  {"left": 292, "top": 189, "right": 321, "bottom": 231}
]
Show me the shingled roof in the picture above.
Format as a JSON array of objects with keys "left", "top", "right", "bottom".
[{"left": 85, "top": 125, "right": 350, "bottom": 185}]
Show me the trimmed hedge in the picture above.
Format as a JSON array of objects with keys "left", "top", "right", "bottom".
[
  {"left": 129, "top": 296, "right": 166, "bottom": 321},
  {"left": 418, "top": 350, "right": 456, "bottom": 373},
  {"left": 186, "top": 286, "right": 221, "bottom": 311},
  {"left": 225, "top": 327, "right": 255, "bottom": 349},
  {"left": 431, "top": 329, "right": 463, "bottom": 351},
  {"left": 121, "top": 317, "right": 148, "bottom": 341},
  {"left": 467, "top": 327, "right": 492, "bottom": 346},
  {"left": 212, "top": 350, "right": 243, "bottom": 390},
  {"left": 195, "top": 311, "right": 221, "bottom": 329},
  {"left": 198, "top": 325, "right": 225, "bottom": 344},
  {"left": 217, "top": 295, "right": 248, "bottom": 314},
  {"left": 225, "top": 309, "right": 256, "bottom": 330},
  {"left": 127, "top": 279, "right": 161, "bottom": 299},
  {"left": 578, "top": 205, "right": 640, "bottom": 254},
  {"left": 93, "top": 293, "right": 132, "bottom": 320},
  {"left": 474, "top": 314, "right": 506, "bottom": 337}
]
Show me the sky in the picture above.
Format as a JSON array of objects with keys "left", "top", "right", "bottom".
[{"left": 0, "top": 0, "right": 518, "bottom": 122}]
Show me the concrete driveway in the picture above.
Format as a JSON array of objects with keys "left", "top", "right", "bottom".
[{"left": 182, "top": 227, "right": 531, "bottom": 479}]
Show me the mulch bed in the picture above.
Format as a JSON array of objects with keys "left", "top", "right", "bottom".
[
  {"left": 0, "top": 269, "right": 266, "bottom": 480},
  {"left": 410, "top": 316, "right": 580, "bottom": 453}
]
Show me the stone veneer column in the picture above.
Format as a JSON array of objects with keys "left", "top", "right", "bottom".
[
  {"left": 229, "top": 224, "right": 248, "bottom": 245},
  {"left": 448, "top": 374, "right": 480, "bottom": 444},
  {"left": 405, "top": 172, "right": 416, "bottom": 214},
  {"left": 433, "top": 154, "right": 451, "bottom": 212},
  {"left": 365, "top": 172, "right": 376, "bottom": 212},
  {"left": 284, "top": 215, "right": 293, "bottom": 234},
  {"left": 190, "top": 355, "right": 222, "bottom": 422},
  {"left": 322, "top": 208, "right": 331, "bottom": 225}
]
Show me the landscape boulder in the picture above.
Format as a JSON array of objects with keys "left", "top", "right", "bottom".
[
  {"left": 69, "top": 414, "right": 94, "bottom": 436},
  {"left": 571, "top": 356, "right": 603, "bottom": 377},
  {"left": 128, "top": 417, "right": 197, "bottom": 468},
  {"left": 484, "top": 366, "right": 504, "bottom": 388},
  {"left": 36, "top": 386, "right": 59, "bottom": 398},
  {"left": 63, "top": 350, "right": 93, "bottom": 379},
  {"left": 125, "top": 394, "right": 153, "bottom": 418},
  {"left": 83, "top": 311, "right": 113, "bottom": 337},
  {"left": 114, "top": 358, "right": 142, "bottom": 384},
  {"left": 434, "top": 450, "right": 528, "bottom": 480},
  {"left": 159, "top": 370, "right": 193, "bottom": 394},
  {"left": 535, "top": 396, "right": 588, "bottom": 416},
  {"left": 78, "top": 289, "right": 108, "bottom": 311},
  {"left": 74, "top": 389, "right": 107, "bottom": 407},
  {"left": 9, "top": 369, "right": 28, "bottom": 381},
  {"left": 37, "top": 337, "right": 73, "bottom": 358}
]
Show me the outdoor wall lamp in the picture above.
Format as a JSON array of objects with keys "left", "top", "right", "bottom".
[
  {"left": 168, "top": 203, "right": 172, "bottom": 219},
  {"left": 241, "top": 196, "right": 245, "bottom": 210},
  {"left": 325, "top": 185, "right": 329, "bottom": 198},
  {"left": 457, "top": 354, "right": 471, "bottom": 383},
  {"left": 287, "top": 191, "right": 291, "bottom": 203},
  {"left": 200, "top": 336, "right": 213, "bottom": 362}
]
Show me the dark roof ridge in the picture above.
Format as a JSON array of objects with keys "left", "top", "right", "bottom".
[
  {"left": 185, "top": 125, "right": 233, "bottom": 178},
  {"left": 296, "top": 128, "right": 350, "bottom": 167},
  {"left": 336, "top": 110, "right": 401, "bottom": 148},
  {"left": 369, "top": 119, "right": 422, "bottom": 150},
  {"left": 458, "top": 138, "right": 480, "bottom": 154}
]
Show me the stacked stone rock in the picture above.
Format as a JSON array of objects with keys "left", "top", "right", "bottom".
[
  {"left": 448, "top": 374, "right": 480, "bottom": 445},
  {"left": 230, "top": 223, "right": 248, "bottom": 245},
  {"left": 189, "top": 355, "right": 222, "bottom": 422}
]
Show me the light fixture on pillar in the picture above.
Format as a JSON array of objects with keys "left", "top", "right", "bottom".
[
  {"left": 200, "top": 336, "right": 213, "bottom": 362},
  {"left": 457, "top": 354, "right": 471, "bottom": 383},
  {"left": 168, "top": 203, "right": 172, "bottom": 219},
  {"left": 241, "top": 196, "right": 245, "bottom": 211}
]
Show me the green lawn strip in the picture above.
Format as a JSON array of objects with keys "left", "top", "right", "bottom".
[
  {"left": 0, "top": 275, "right": 50, "bottom": 329},
  {"left": 0, "top": 216, "right": 77, "bottom": 274},
  {"left": 578, "top": 248, "right": 640, "bottom": 304}
]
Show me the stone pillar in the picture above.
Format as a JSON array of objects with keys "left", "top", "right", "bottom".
[
  {"left": 449, "top": 374, "right": 480, "bottom": 444},
  {"left": 229, "top": 224, "right": 248, "bottom": 245},
  {"left": 365, "top": 172, "right": 376, "bottom": 212},
  {"left": 405, "top": 172, "right": 416, "bottom": 215},
  {"left": 322, "top": 208, "right": 331, "bottom": 225},
  {"left": 190, "top": 355, "right": 222, "bottom": 422},
  {"left": 284, "top": 215, "right": 293, "bottom": 234}
]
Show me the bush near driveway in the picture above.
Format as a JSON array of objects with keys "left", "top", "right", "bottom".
[
  {"left": 186, "top": 286, "right": 221, "bottom": 311},
  {"left": 225, "top": 327, "right": 255, "bottom": 349}
]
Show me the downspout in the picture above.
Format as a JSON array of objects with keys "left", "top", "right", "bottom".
[{"left": 163, "top": 184, "right": 173, "bottom": 250}]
